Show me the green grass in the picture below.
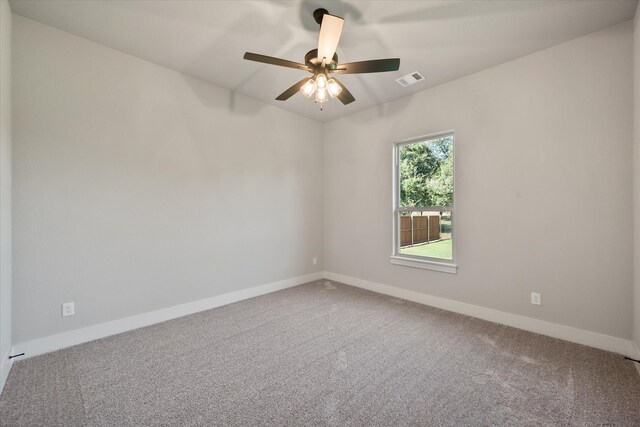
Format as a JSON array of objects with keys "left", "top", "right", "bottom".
[{"left": 400, "top": 239, "right": 452, "bottom": 260}]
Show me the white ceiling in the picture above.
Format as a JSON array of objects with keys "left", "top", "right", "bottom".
[{"left": 9, "top": 0, "right": 639, "bottom": 122}]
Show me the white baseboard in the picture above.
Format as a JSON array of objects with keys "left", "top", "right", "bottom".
[
  {"left": 10, "top": 270, "right": 640, "bottom": 370},
  {"left": 325, "top": 271, "right": 640, "bottom": 359},
  {"left": 0, "top": 346, "right": 14, "bottom": 394},
  {"left": 13, "top": 272, "right": 323, "bottom": 360}
]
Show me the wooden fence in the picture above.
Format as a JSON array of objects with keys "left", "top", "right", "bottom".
[{"left": 400, "top": 214, "right": 440, "bottom": 246}]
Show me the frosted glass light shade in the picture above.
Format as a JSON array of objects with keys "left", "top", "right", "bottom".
[
  {"left": 316, "top": 74, "right": 327, "bottom": 89},
  {"left": 300, "top": 79, "right": 317, "bottom": 97},
  {"left": 315, "top": 87, "right": 328, "bottom": 103},
  {"left": 327, "top": 79, "right": 342, "bottom": 98}
]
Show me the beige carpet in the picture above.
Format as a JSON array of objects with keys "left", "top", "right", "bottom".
[{"left": 1, "top": 280, "right": 639, "bottom": 426}]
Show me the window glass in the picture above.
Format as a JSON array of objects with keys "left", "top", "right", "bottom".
[{"left": 395, "top": 134, "right": 454, "bottom": 262}]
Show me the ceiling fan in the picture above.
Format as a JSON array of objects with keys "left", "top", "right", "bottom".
[{"left": 243, "top": 8, "right": 400, "bottom": 110}]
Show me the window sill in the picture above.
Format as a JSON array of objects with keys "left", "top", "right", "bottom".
[{"left": 389, "top": 255, "right": 458, "bottom": 274}]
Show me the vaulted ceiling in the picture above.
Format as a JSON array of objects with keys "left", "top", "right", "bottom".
[{"left": 9, "top": 0, "right": 639, "bottom": 122}]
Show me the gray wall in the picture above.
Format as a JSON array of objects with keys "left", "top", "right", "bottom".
[
  {"left": 323, "top": 22, "right": 634, "bottom": 339},
  {"left": 634, "top": 7, "right": 640, "bottom": 348},
  {"left": 12, "top": 16, "right": 324, "bottom": 343},
  {"left": 0, "top": 0, "right": 13, "bottom": 387}
]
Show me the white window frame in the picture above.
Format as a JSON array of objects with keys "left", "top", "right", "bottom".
[{"left": 390, "top": 131, "right": 458, "bottom": 274}]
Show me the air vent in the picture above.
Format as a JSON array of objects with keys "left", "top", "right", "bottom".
[{"left": 396, "top": 71, "right": 425, "bottom": 87}]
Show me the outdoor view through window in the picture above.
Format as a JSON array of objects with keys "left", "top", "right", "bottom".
[{"left": 396, "top": 134, "right": 454, "bottom": 261}]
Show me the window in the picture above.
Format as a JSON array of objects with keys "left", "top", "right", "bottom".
[{"left": 391, "top": 132, "right": 457, "bottom": 274}]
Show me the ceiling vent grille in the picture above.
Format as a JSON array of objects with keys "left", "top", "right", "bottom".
[{"left": 396, "top": 71, "right": 425, "bottom": 87}]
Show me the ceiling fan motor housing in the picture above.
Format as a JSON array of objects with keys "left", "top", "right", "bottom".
[{"left": 304, "top": 49, "right": 339, "bottom": 71}]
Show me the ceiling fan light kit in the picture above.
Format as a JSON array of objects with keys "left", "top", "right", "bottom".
[
  {"left": 299, "top": 73, "right": 342, "bottom": 110},
  {"left": 243, "top": 8, "right": 400, "bottom": 111}
]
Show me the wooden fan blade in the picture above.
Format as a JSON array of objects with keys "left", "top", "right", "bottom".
[
  {"left": 276, "top": 77, "right": 312, "bottom": 101},
  {"left": 332, "top": 58, "right": 400, "bottom": 74},
  {"left": 243, "top": 52, "right": 309, "bottom": 71},
  {"left": 333, "top": 78, "right": 355, "bottom": 105},
  {"left": 317, "top": 14, "right": 344, "bottom": 63}
]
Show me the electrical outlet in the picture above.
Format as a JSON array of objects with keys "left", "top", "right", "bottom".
[
  {"left": 313, "top": 257, "right": 317, "bottom": 265},
  {"left": 62, "top": 302, "right": 75, "bottom": 317},
  {"left": 530, "top": 292, "right": 541, "bottom": 306}
]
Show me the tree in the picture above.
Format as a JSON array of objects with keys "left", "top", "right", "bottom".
[{"left": 400, "top": 137, "right": 453, "bottom": 208}]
